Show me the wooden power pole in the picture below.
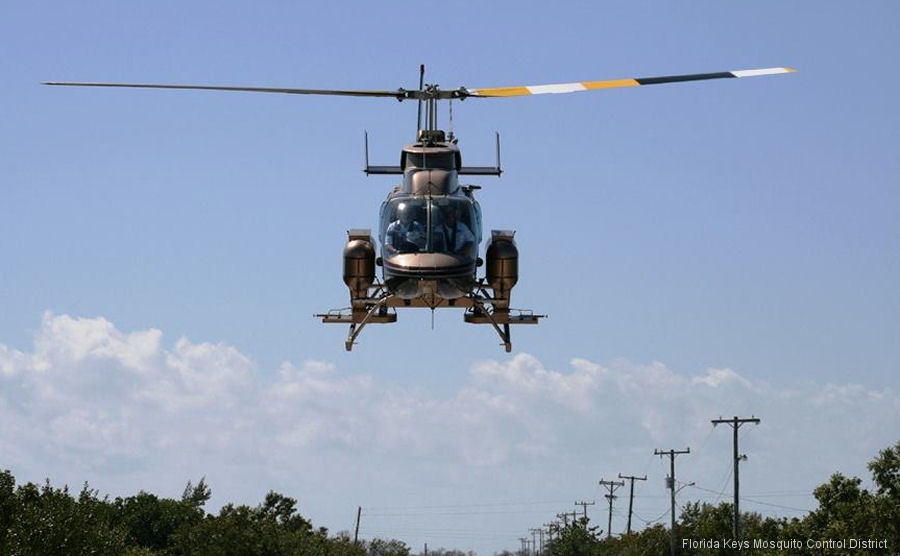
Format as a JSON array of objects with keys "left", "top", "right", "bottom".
[
  {"left": 618, "top": 473, "right": 647, "bottom": 535},
  {"left": 655, "top": 447, "right": 690, "bottom": 555},
  {"left": 712, "top": 415, "right": 760, "bottom": 540},
  {"left": 574, "top": 500, "right": 595, "bottom": 521},
  {"left": 598, "top": 479, "right": 625, "bottom": 539}
]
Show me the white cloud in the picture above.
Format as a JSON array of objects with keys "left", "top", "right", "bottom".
[
  {"left": 0, "top": 313, "right": 897, "bottom": 555},
  {"left": 0, "top": 344, "right": 30, "bottom": 377}
]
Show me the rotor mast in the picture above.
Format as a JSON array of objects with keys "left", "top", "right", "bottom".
[
  {"left": 414, "top": 66, "right": 449, "bottom": 142},
  {"left": 401, "top": 65, "right": 474, "bottom": 142},
  {"left": 421, "top": 86, "right": 441, "bottom": 135},
  {"left": 416, "top": 85, "right": 450, "bottom": 143}
]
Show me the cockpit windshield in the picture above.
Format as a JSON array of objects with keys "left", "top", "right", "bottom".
[
  {"left": 382, "top": 199, "right": 428, "bottom": 255},
  {"left": 431, "top": 197, "right": 478, "bottom": 258},
  {"left": 380, "top": 197, "right": 480, "bottom": 259}
]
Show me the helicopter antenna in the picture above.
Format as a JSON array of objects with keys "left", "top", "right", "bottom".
[{"left": 416, "top": 64, "right": 425, "bottom": 132}]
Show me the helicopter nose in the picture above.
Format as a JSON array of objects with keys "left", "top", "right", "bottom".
[
  {"left": 384, "top": 253, "right": 473, "bottom": 275},
  {"left": 407, "top": 169, "right": 456, "bottom": 195}
]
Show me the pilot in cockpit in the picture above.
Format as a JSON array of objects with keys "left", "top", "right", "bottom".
[
  {"left": 385, "top": 203, "right": 425, "bottom": 255},
  {"left": 435, "top": 207, "right": 475, "bottom": 258}
]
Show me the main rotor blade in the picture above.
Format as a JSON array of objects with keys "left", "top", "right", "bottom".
[
  {"left": 465, "top": 67, "right": 795, "bottom": 97},
  {"left": 42, "top": 81, "right": 406, "bottom": 99}
]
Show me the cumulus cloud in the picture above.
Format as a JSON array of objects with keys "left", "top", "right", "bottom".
[{"left": 0, "top": 313, "right": 897, "bottom": 553}]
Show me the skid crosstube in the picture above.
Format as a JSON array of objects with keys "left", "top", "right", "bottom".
[{"left": 317, "top": 284, "right": 543, "bottom": 352}]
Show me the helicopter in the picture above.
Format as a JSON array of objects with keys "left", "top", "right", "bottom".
[{"left": 45, "top": 65, "right": 794, "bottom": 352}]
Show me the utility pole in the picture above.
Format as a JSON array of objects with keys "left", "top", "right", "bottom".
[
  {"left": 618, "top": 473, "right": 647, "bottom": 535},
  {"left": 556, "top": 511, "right": 576, "bottom": 527},
  {"left": 519, "top": 537, "right": 528, "bottom": 556},
  {"left": 712, "top": 415, "right": 760, "bottom": 540},
  {"left": 354, "top": 506, "right": 361, "bottom": 545},
  {"left": 655, "top": 447, "right": 690, "bottom": 556},
  {"left": 543, "top": 523, "right": 556, "bottom": 542},
  {"left": 529, "top": 528, "right": 541, "bottom": 556},
  {"left": 574, "top": 500, "right": 595, "bottom": 521},
  {"left": 598, "top": 479, "right": 625, "bottom": 539}
]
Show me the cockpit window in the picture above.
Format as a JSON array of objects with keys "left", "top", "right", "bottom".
[
  {"left": 431, "top": 198, "right": 478, "bottom": 258},
  {"left": 404, "top": 152, "right": 456, "bottom": 170},
  {"left": 381, "top": 199, "right": 428, "bottom": 255},
  {"left": 379, "top": 197, "right": 481, "bottom": 259}
]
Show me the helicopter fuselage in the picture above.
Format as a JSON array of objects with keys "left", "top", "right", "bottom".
[
  {"left": 330, "top": 131, "right": 533, "bottom": 351},
  {"left": 376, "top": 140, "right": 483, "bottom": 302}
]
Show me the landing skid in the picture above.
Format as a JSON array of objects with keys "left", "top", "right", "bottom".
[
  {"left": 317, "top": 284, "right": 543, "bottom": 352},
  {"left": 464, "top": 299, "right": 541, "bottom": 352}
]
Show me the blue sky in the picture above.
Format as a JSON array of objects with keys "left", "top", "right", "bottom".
[{"left": 1, "top": 1, "right": 898, "bottom": 553}]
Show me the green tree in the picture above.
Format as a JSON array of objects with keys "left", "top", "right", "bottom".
[
  {"left": 545, "top": 518, "right": 601, "bottom": 556},
  {"left": 679, "top": 500, "right": 733, "bottom": 543},
  {"left": 674, "top": 501, "right": 801, "bottom": 555},
  {"left": 5, "top": 480, "right": 125, "bottom": 555},
  {"left": 182, "top": 478, "right": 212, "bottom": 508},
  {"left": 0, "top": 472, "right": 386, "bottom": 555},
  {"left": 869, "top": 441, "right": 900, "bottom": 497},
  {"left": 867, "top": 440, "right": 900, "bottom": 546},
  {"left": 613, "top": 524, "right": 670, "bottom": 555},
  {"left": 172, "top": 491, "right": 346, "bottom": 555},
  {"left": 0, "top": 470, "right": 15, "bottom": 554},
  {"left": 805, "top": 473, "right": 877, "bottom": 543},
  {"left": 114, "top": 491, "right": 203, "bottom": 551},
  {"left": 369, "top": 537, "right": 412, "bottom": 556},
  {"left": 793, "top": 441, "right": 900, "bottom": 551}
]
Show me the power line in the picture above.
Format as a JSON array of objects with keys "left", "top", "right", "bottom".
[
  {"left": 364, "top": 499, "right": 573, "bottom": 512},
  {"left": 739, "top": 498, "right": 813, "bottom": 513},
  {"left": 713, "top": 464, "right": 734, "bottom": 505},
  {"left": 632, "top": 507, "right": 670, "bottom": 526},
  {"left": 364, "top": 508, "right": 559, "bottom": 517},
  {"left": 686, "top": 484, "right": 813, "bottom": 513}
]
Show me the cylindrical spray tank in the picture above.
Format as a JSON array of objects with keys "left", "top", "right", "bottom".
[
  {"left": 486, "top": 230, "right": 518, "bottom": 297},
  {"left": 343, "top": 230, "right": 375, "bottom": 299}
]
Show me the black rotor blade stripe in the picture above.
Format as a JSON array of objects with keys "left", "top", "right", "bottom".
[{"left": 635, "top": 72, "right": 736, "bottom": 85}]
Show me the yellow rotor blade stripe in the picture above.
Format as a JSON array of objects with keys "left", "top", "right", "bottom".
[
  {"left": 582, "top": 78, "right": 640, "bottom": 90},
  {"left": 474, "top": 79, "right": 640, "bottom": 96},
  {"left": 472, "top": 86, "right": 533, "bottom": 97}
]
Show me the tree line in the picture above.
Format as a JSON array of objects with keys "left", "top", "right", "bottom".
[
  {"left": 0, "top": 473, "right": 410, "bottom": 555},
  {"left": 1, "top": 440, "right": 897, "bottom": 555}
]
